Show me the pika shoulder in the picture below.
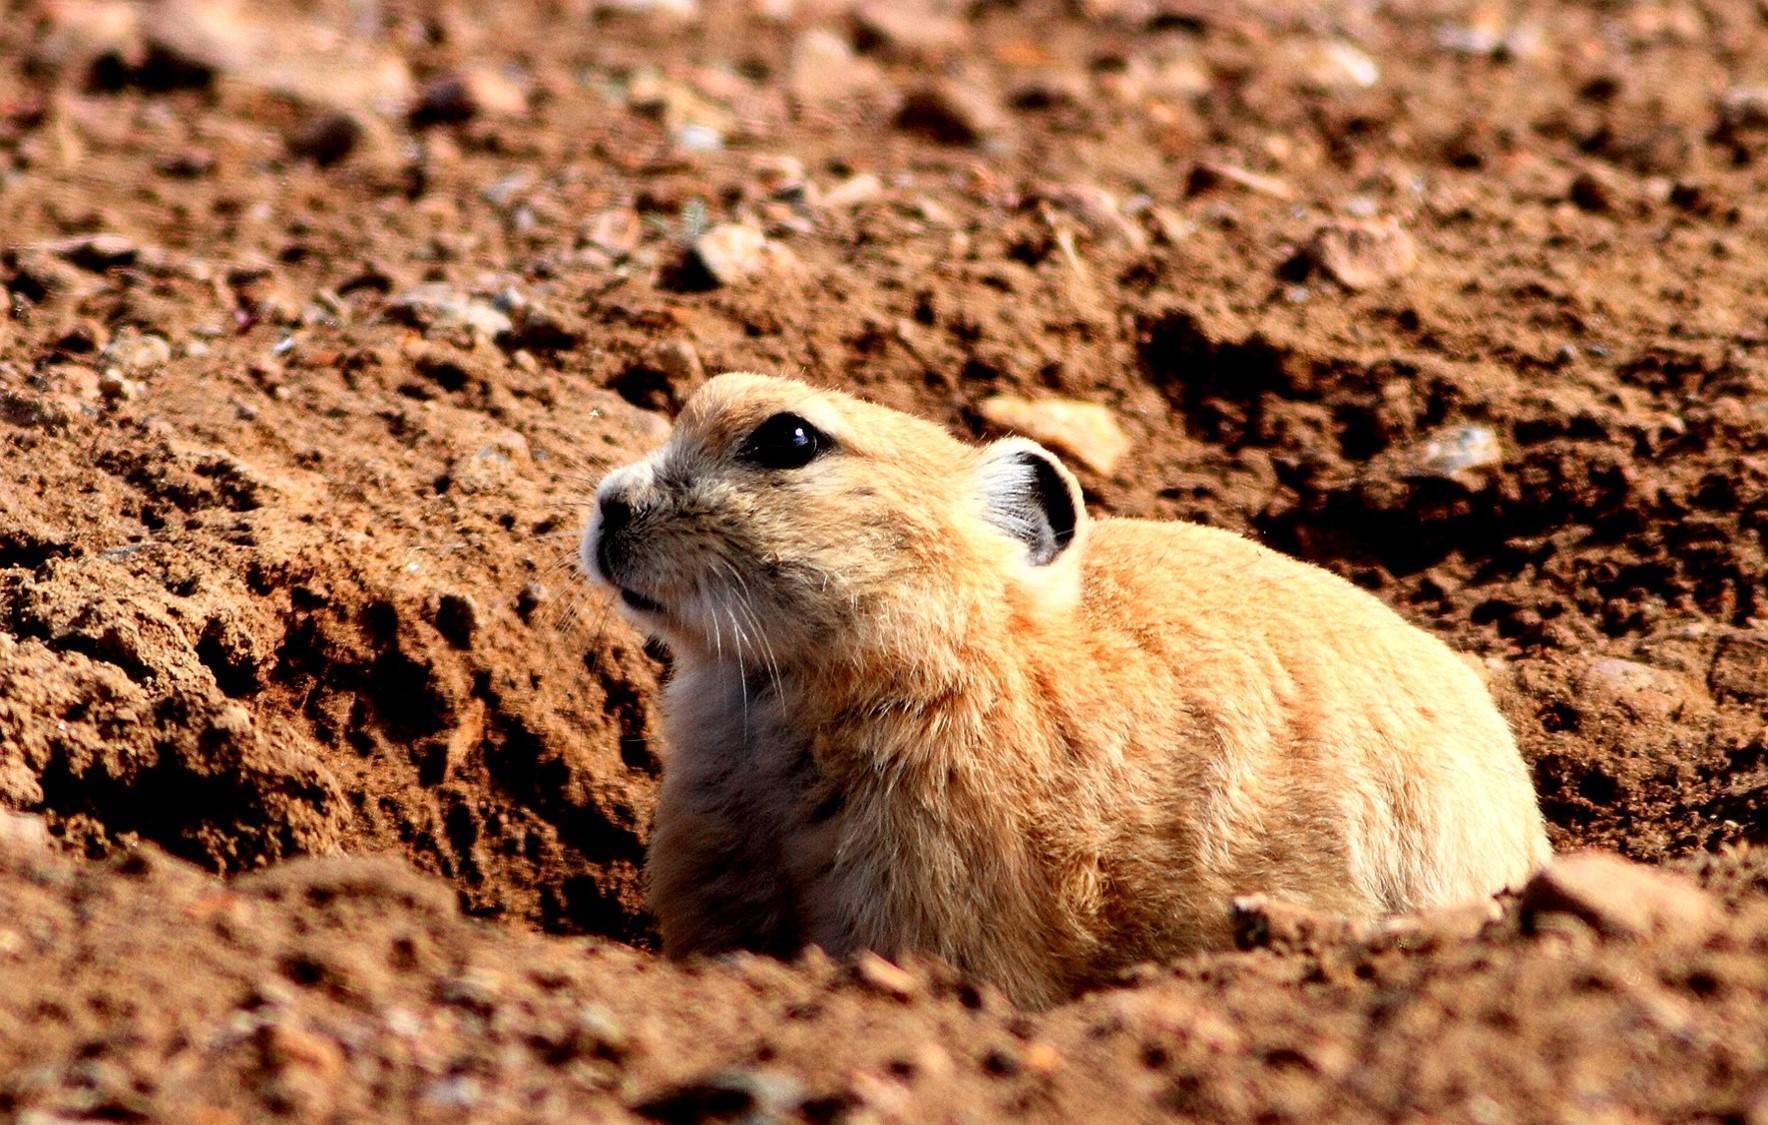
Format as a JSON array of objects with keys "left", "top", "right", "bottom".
[{"left": 581, "top": 372, "right": 1550, "bottom": 1008}]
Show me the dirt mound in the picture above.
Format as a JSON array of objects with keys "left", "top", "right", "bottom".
[
  {"left": 1, "top": 0, "right": 1765, "bottom": 1117},
  {"left": 0, "top": 838, "right": 1763, "bottom": 1121}
]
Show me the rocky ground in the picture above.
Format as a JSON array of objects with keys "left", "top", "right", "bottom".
[{"left": 0, "top": 0, "right": 1764, "bottom": 1119}]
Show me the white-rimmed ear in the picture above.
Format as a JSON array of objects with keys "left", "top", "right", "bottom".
[{"left": 975, "top": 438, "right": 1085, "bottom": 566}]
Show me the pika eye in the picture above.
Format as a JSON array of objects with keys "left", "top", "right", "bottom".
[{"left": 739, "top": 412, "right": 827, "bottom": 470}]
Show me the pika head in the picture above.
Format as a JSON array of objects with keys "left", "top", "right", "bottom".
[{"left": 581, "top": 371, "right": 1086, "bottom": 668}]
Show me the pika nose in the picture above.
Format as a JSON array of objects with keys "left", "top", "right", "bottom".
[
  {"left": 594, "top": 492, "right": 638, "bottom": 583},
  {"left": 599, "top": 493, "right": 634, "bottom": 536}
]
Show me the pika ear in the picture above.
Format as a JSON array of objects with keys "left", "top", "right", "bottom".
[{"left": 975, "top": 439, "right": 1085, "bottom": 566}]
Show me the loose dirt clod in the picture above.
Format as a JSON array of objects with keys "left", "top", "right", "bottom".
[
  {"left": 0, "top": 810, "right": 48, "bottom": 850},
  {"left": 1300, "top": 218, "right": 1420, "bottom": 290},
  {"left": 1522, "top": 852, "right": 1721, "bottom": 940}
]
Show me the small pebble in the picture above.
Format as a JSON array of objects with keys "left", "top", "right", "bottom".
[
  {"left": 1577, "top": 657, "right": 1706, "bottom": 724},
  {"left": 1186, "top": 162, "right": 1296, "bottom": 200},
  {"left": 1569, "top": 171, "right": 1615, "bottom": 213},
  {"left": 1409, "top": 425, "right": 1502, "bottom": 483},
  {"left": 821, "top": 172, "right": 884, "bottom": 210},
  {"left": 1290, "top": 38, "right": 1381, "bottom": 91},
  {"left": 413, "top": 67, "right": 527, "bottom": 124},
  {"left": 388, "top": 285, "right": 514, "bottom": 338},
  {"left": 855, "top": 0, "right": 967, "bottom": 56},
  {"left": 687, "top": 223, "right": 778, "bottom": 287},
  {"left": 979, "top": 395, "right": 1131, "bottom": 475},
  {"left": 98, "top": 369, "right": 142, "bottom": 401},
  {"left": 854, "top": 951, "right": 919, "bottom": 1000},
  {"left": 101, "top": 328, "right": 172, "bottom": 373},
  {"left": 895, "top": 80, "right": 1004, "bottom": 146},
  {"left": 287, "top": 112, "right": 364, "bottom": 165},
  {"left": 788, "top": 28, "right": 881, "bottom": 104},
  {"left": 1303, "top": 218, "right": 1419, "bottom": 290}
]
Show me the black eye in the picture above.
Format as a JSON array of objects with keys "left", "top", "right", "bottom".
[{"left": 739, "top": 412, "right": 827, "bottom": 470}]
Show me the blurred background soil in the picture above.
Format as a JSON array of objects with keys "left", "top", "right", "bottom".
[{"left": 0, "top": 0, "right": 1763, "bottom": 1119}]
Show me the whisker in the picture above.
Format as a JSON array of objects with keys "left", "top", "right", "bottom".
[
  {"left": 536, "top": 529, "right": 588, "bottom": 560},
  {"left": 548, "top": 478, "right": 607, "bottom": 497},
  {"left": 535, "top": 561, "right": 609, "bottom": 643},
  {"left": 582, "top": 597, "right": 613, "bottom": 674},
  {"left": 734, "top": 587, "right": 782, "bottom": 704},
  {"left": 724, "top": 603, "right": 752, "bottom": 733},
  {"left": 720, "top": 560, "right": 785, "bottom": 703},
  {"left": 532, "top": 555, "right": 586, "bottom": 586},
  {"left": 529, "top": 439, "right": 624, "bottom": 478},
  {"left": 709, "top": 589, "right": 725, "bottom": 671},
  {"left": 536, "top": 590, "right": 588, "bottom": 636},
  {"left": 559, "top": 593, "right": 592, "bottom": 635}
]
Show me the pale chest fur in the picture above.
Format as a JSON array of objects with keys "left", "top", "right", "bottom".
[
  {"left": 652, "top": 662, "right": 856, "bottom": 956},
  {"left": 650, "top": 655, "right": 1191, "bottom": 1004}
]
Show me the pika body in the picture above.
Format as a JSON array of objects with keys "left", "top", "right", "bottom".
[{"left": 581, "top": 372, "right": 1550, "bottom": 1008}]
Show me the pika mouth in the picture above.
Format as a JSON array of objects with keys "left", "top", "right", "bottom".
[
  {"left": 618, "top": 587, "right": 665, "bottom": 614},
  {"left": 590, "top": 536, "right": 664, "bottom": 615}
]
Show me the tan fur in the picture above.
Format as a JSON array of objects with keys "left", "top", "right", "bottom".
[{"left": 580, "top": 373, "right": 1550, "bottom": 1008}]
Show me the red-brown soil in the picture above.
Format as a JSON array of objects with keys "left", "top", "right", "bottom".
[{"left": 1, "top": 0, "right": 1764, "bottom": 1119}]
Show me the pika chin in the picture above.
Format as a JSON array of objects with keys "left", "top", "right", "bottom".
[{"left": 580, "top": 371, "right": 1550, "bottom": 1009}]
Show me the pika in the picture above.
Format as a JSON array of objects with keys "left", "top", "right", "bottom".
[{"left": 581, "top": 372, "right": 1549, "bottom": 1008}]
